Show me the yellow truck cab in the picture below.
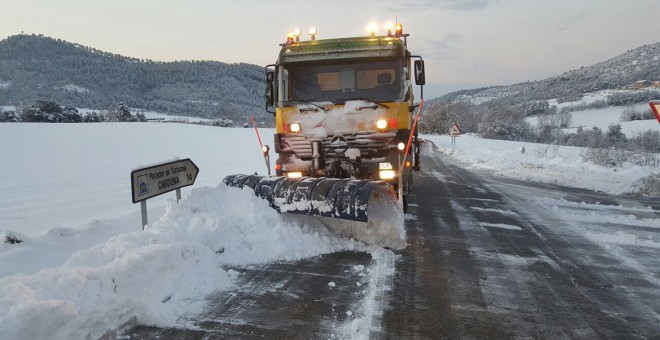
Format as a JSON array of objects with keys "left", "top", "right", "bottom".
[{"left": 265, "top": 23, "right": 425, "bottom": 207}]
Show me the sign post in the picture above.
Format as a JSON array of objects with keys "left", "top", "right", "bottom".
[
  {"left": 448, "top": 123, "right": 462, "bottom": 149},
  {"left": 131, "top": 158, "right": 199, "bottom": 229},
  {"left": 650, "top": 101, "right": 660, "bottom": 124}
]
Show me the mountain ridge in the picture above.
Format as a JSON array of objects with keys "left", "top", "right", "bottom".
[
  {"left": 432, "top": 42, "right": 660, "bottom": 106},
  {"left": 0, "top": 34, "right": 266, "bottom": 123}
]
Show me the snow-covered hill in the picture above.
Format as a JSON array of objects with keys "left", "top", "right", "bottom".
[
  {"left": 0, "top": 34, "right": 265, "bottom": 122},
  {"left": 0, "top": 123, "right": 658, "bottom": 339},
  {"left": 435, "top": 42, "right": 660, "bottom": 106}
]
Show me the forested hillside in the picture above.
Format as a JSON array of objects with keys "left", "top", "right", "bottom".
[
  {"left": 434, "top": 42, "right": 660, "bottom": 107},
  {"left": 0, "top": 34, "right": 265, "bottom": 122},
  {"left": 422, "top": 42, "right": 660, "bottom": 136}
]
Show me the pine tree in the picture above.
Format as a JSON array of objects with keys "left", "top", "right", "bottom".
[{"left": 115, "top": 102, "right": 132, "bottom": 122}]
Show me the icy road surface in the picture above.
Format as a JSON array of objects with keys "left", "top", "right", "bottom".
[
  {"left": 123, "top": 142, "right": 659, "bottom": 339},
  {"left": 1, "top": 124, "right": 658, "bottom": 339},
  {"left": 382, "top": 143, "right": 659, "bottom": 339}
]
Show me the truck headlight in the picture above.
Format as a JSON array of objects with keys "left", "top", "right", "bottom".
[
  {"left": 376, "top": 119, "right": 387, "bottom": 129},
  {"left": 286, "top": 172, "right": 303, "bottom": 178},
  {"left": 288, "top": 123, "right": 301, "bottom": 133},
  {"left": 379, "top": 170, "right": 396, "bottom": 180}
]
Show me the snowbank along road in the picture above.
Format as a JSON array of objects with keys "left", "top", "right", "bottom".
[{"left": 121, "top": 141, "right": 659, "bottom": 339}]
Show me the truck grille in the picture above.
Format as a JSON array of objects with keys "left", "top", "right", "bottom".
[{"left": 283, "top": 132, "right": 397, "bottom": 159}]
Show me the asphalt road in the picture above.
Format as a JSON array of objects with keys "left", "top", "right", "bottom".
[
  {"left": 381, "top": 143, "right": 660, "bottom": 339},
  {"left": 119, "top": 142, "right": 660, "bottom": 339}
]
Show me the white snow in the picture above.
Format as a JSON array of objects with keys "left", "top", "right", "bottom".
[
  {"left": 528, "top": 196, "right": 660, "bottom": 285},
  {"left": 0, "top": 105, "right": 15, "bottom": 112},
  {"left": 57, "top": 84, "right": 90, "bottom": 93},
  {"left": 425, "top": 134, "right": 658, "bottom": 195},
  {"left": 1, "top": 121, "right": 658, "bottom": 339},
  {"left": 469, "top": 206, "right": 520, "bottom": 217},
  {"left": 1, "top": 184, "right": 361, "bottom": 339},
  {"left": 138, "top": 110, "right": 212, "bottom": 123},
  {"left": 581, "top": 231, "right": 659, "bottom": 249},
  {"left": 527, "top": 102, "right": 660, "bottom": 137},
  {"left": 564, "top": 103, "right": 659, "bottom": 136},
  {"left": 76, "top": 108, "right": 211, "bottom": 123},
  {"left": 0, "top": 123, "right": 368, "bottom": 339},
  {"left": 290, "top": 100, "right": 396, "bottom": 137},
  {"left": 546, "top": 90, "right": 612, "bottom": 110},
  {"left": 479, "top": 222, "right": 523, "bottom": 231},
  {"left": 0, "top": 123, "right": 270, "bottom": 238},
  {"left": 338, "top": 248, "right": 397, "bottom": 339}
]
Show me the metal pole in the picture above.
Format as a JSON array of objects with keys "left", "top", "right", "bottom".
[
  {"left": 400, "top": 99, "right": 424, "bottom": 171},
  {"left": 141, "top": 200, "right": 148, "bottom": 230},
  {"left": 176, "top": 188, "right": 181, "bottom": 202},
  {"left": 265, "top": 154, "right": 271, "bottom": 176},
  {"left": 398, "top": 152, "right": 403, "bottom": 202}
]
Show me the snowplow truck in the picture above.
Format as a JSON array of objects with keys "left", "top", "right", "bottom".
[{"left": 223, "top": 23, "right": 425, "bottom": 249}]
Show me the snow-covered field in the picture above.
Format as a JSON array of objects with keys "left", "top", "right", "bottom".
[
  {"left": 77, "top": 108, "right": 212, "bottom": 123},
  {"left": 0, "top": 123, "right": 267, "bottom": 238},
  {"left": 1, "top": 122, "right": 658, "bottom": 339},
  {"left": 0, "top": 123, "right": 368, "bottom": 339},
  {"left": 526, "top": 101, "right": 660, "bottom": 136},
  {"left": 426, "top": 134, "right": 657, "bottom": 195},
  {"left": 564, "top": 103, "right": 659, "bottom": 135}
]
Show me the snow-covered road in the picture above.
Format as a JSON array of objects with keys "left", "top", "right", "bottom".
[
  {"left": 122, "top": 141, "right": 659, "bottom": 339},
  {"left": 382, "top": 143, "right": 659, "bottom": 338},
  {"left": 1, "top": 124, "right": 658, "bottom": 339}
]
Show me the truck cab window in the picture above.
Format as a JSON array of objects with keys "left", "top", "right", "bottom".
[
  {"left": 278, "top": 66, "right": 289, "bottom": 103},
  {"left": 286, "top": 59, "right": 403, "bottom": 103}
]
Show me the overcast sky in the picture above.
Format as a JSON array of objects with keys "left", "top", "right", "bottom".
[{"left": 2, "top": 0, "right": 659, "bottom": 97}]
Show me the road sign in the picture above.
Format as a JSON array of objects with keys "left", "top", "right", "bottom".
[
  {"left": 449, "top": 123, "right": 461, "bottom": 136},
  {"left": 650, "top": 101, "right": 660, "bottom": 124},
  {"left": 131, "top": 158, "right": 199, "bottom": 203}
]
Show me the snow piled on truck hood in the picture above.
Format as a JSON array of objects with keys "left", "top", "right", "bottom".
[
  {"left": 291, "top": 100, "right": 390, "bottom": 138},
  {"left": 0, "top": 184, "right": 362, "bottom": 340}
]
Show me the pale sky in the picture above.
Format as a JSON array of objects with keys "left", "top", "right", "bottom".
[{"left": 2, "top": 0, "right": 659, "bottom": 97}]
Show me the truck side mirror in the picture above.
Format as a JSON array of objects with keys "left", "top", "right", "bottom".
[
  {"left": 265, "top": 69, "right": 275, "bottom": 112},
  {"left": 414, "top": 60, "right": 425, "bottom": 85},
  {"left": 266, "top": 82, "right": 274, "bottom": 107}
]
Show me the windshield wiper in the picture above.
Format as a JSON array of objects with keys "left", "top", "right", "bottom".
[
  {"left": 342, "top": 97, "right": 390, "bottom": 109},
  {"left": 285, "top": 99, "right": 328, "bottom": 111}
]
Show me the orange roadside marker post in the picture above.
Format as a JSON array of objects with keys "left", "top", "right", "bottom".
[{"left": 650, "top": 101, "right": 660, "bottom": 124}]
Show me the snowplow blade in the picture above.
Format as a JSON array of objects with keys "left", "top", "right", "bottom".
[{"left": 222, "top": 175, "right": 406, "bottom": 249}]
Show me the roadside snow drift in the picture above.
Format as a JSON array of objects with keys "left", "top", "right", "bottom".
[
  {"left": 425, "top": 134, "right": 657, "bottom": 195},
  {"left": 0, "top": 184, "right": 362, "bottom": 339},
  {"left": 222, "top": 175, "right": 406, "bottom": 249}
]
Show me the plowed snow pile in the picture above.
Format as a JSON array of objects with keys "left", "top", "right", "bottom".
[{"left": 0, "top": 185, "right": 363, "bottom": 339}]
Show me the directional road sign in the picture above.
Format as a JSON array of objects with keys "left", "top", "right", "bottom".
[{"left": 131, "top": 158, "right": 199, "bottom": 203}]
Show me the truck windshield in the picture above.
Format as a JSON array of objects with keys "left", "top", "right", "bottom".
[{"left": 284, "top": 59, "right": 404, "bottom": 104}]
